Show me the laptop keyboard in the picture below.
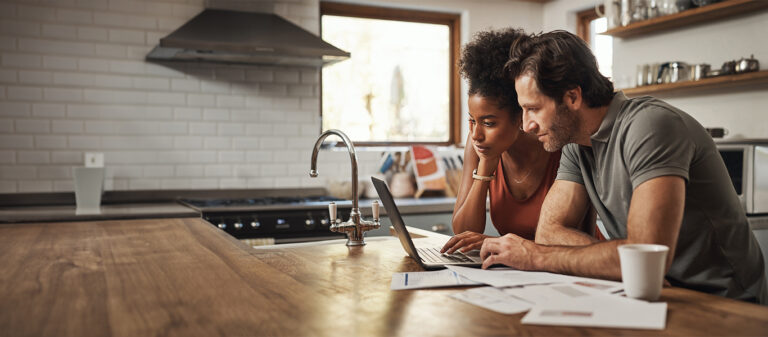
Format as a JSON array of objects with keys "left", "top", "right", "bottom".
[{"left": 418, "top": 247, "right": 476, "bottom": 264}]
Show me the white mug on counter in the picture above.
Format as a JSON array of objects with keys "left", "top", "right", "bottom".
[
  {"left": 618, "top": 243, "right": 669, "bottom": 301},
  {"left": 73, "top": 167, "right": 105, "bottom": 214}
]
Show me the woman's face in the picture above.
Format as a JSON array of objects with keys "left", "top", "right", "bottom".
[{"left": 468, "top": 94, "right": 521, "bottom": 158}]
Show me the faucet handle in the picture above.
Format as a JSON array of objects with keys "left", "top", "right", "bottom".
[
  {"left": 372, "top": 200, "right": 379, "bottom": 221},
  {"left": 328, "top": 202, "right": 337, "bottom": 223}
]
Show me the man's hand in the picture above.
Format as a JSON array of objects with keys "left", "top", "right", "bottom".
[
  {"left": 441, "top": 231, "right": 492, "bottom": 254},
  {"left": 479, "top": 233, "right": 538, "bottom": 270}
]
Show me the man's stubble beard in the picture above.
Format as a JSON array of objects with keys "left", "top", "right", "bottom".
[{"left": 542, "top": 103, "right": 581, "bottom": 152}]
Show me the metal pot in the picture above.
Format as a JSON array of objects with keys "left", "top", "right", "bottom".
[
  {"left": 735, "top": 54, "right": 760, "bottom": 73},
  {"left": 668, "top": 61, "right": 690, "bottom": 83},
  {"left": 693, "top": 63, "right": 710, "bottom": 81},
  {"left": 721, "top": 60, "right": 737, "bottom": 75}
]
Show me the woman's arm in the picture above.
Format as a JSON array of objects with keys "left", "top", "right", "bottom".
[{"left": 450, "top": 134, "right": 498, "bottom": 235}]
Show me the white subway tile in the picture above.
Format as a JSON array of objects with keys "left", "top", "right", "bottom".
[
  {"left": 84, "top": 89, "right": 145, "bottom": 104},
  {"left": 171, "top": 3, "right": 199, "bottom": 17},
  {"left": 102, "top": 136, "right": 173, "bottom": 149},
  {"left": 217, "top": 123, "right": 244, "bottom": 136},
  {"left": 171, "top": 78, "right": 200, "bottom": 92},
  {"left": 32, "top": 103, "right": 65, "bottom": 118},
  {"left": 7, "top": 86, "right": 42, "bottom": 101},
  {"left": 244, "top": 123, "right": 272, "bottom": 136},
  {"left": 282, "top": 110, "right": 314, "bottom": 123},
  {"left": 300, "top": 69, "right": 319, "bottom": 84},
  {"left": 2, "top": 53, "right": 41, "bottom": 67},
  {"left": 19, "top": 38, "right": 95, "bottom": 56},
  {"left": 188, "top": 150, "right": 217, "bottom": 163},
  {"left": 274, "top": 177, "right": 301, "bottom": 188},
  {"left": 271, "top": 150, "right": 300, "bottom": 163},
  {"left": 107, "top": 165, "right": 144, "bottom": 178},
  {"left": 273, "top": 97, "right": 301, "bottom": 109},
  {"left": 161, "top": 178, "right": 218, "bottom": 189},
  {"left": 234, "top": 164, "right": 260, "bottom": 177},
  {"left": 77, "top": 27, "right": 108, "bottom": 41},
  {"left": 215, "top": 67, "right": 246, "bottom": 81},
  {"left": 143, "top": 165, "right": 174, "bottom": 178},
  {"left": 66, "top": 104, "right": 101, "bottom": 118},
  {"left": 0, "top": 36, "right": 17, "bottom": 51},
  {"left": 52, "top": 120, "right": 83, "bottom": 133},
  {"left": 233, "top": 137, "right": 260, "bottom": 149},
  {"left": 132, "top": 77, "right": 169, "bottom": 90},
  {"left": 39, "top": 166, "right": 72, "bottom": 179},
  {"left": 108, "top": 0, "right": 146, "bottom": 13},
  {"left": 189, "top": 122, "right": 216, "bottom": 135},
  {"left": 219, "top": 178, "right": 248, "bottom": 189},
  {"left": 67, "top": 135, "right": 101, "bottom": 149},
  {"left": 0, "top": 166, "right": 36, "bottom": 179},
  {"left": 300, "top": 123, "right": 320, "bottom": 137},
  {"left": 205, "top": 164, "right": 232, "bottom": 177},
  {"left": 247, "top": 177, "right": 273, "bottom": 188},
  {"left": 35, "top": 135, "right": 67, "bottom": 149},
  {"left": 273, "top": 124, "right": 300, "bottom": 136},
  {"left": 18, "top": 150, "right": 49, "bottom": 164},
  {"left": 246, "top": 69, "right": 273, "bottom": 82},
  {"left": 259, "top": 109, "right": 287, "bottom": 123},
  {"left": 53, "top": 180, "right": 73, "bottom": 192},
  {"left": 203, "top": 136, "right": 231, "bottom": 149},
  {"left": 0, "top": 69, "right": 17, "bottom": 83},
  {"left": 260, "top": 83, "right": 287, "bottom": 96},
  {"left": 0, "top": 150, "right": 14, "bottom": 164},
  {"left": 157, "top": 17, "right": 186, "bottom": 30},
  {"left": 299, "top": 97, "right": 319, "bottom": 110},
  {"left": 0, "top": 20, "right": 40, "bottom": 37},
  {"left": 57, "top": 9, "right": 93, "bottom": 24},
  {"left": 200, "top": 81, "right": 230, "bottom": 94},
  {"left": 187, "top": 93, "right": 215, "bottom": 107},
  {"left": 147, "top": 92, "right": 185, "bottom": 105},
  {"left": 42, "top": 55, "right": 78, "bottom": 70},
  {"left": 15, "top": 119, "right": 50, "bottom": 133},
  {"left": 260, "top": 137, "right": 285, "bottom": 149},
  {"left": 145, "top": 2, "right": 174, "bottom": 16},
  {"left": 84, "top": 120, "right": 116, "bottom": 133},
  {"left": 51, "top": 151, "right": 82, "bottom": 164},
  {"left": 230, "top": 82, "right": 259, "bottom": 95},
  {"left": 230, "top": 109, "right": 260, "bottom": 122},
  {"left": 94, "top": 44, "right": 126, "bottom": 57},
  {"left": 54, "top": 72, "right": 133, "bottom": 89},
  {"left": 218, "top": 150, "right": 244, "bottom": 163},
  {"left": 0, "top": 102, "right": 31, "bottom": 117},
  {"left": 202, "top": 108, "right": 229, "bottom": 121},
  {"left": 173, "top": 136, "right": 203, "bottom": 149},
  {"left": 0, "top": 3, "right": 17, "bottom": 19},
  {"left": 175, "top": 165, "right": 203, "bottom": 177},
  {"left": 173, "top": 107, "right": 201, "bottom": 120},
  {"left": 216, "top": 95, "right": 245, "bottom": 108},
  {"left": 109, "top": 179, "right": 128, "bottom": 190},
  {"left": 108, "top": 28, "right": 145, "bottom": 44},
  {"left": 260, "top": 163, "right": 284, "bottom": 177},
  {"left": 108, "top": 60, "right": 144, "bottom": 74},
  {"left": 0, "top": 181, "right": 17, "bottom": 193},
  {"left": 0, "top": 119, "right": 11, "bottom": 132},
  {"left": 44, "top": 88, "right": 83, "bottom": 102},
  {"left": 18, "top": 180, "right": 52, "bottom": 192},
  {"left": 274, "top": 70, "right": 300, "bottom": 83},
  {"left": 19, "top": 70, "right": 52, "bottom": 84},
  {"left": 41, "top": 24, "right": 77, "bottom": 39},
  {"left": 94, "top": 13, "right": 156, "bottom": 29},
  {"left": 288, "top": 84, "right": 313, "bottom": 97},
  {"left": 128, "top": 179, "right": 160, "bottom": 190},
  {"left": 144, "top": 63, "right": 184, "bottom": 77},
  {"left": 78, "top": 58, "right": 109, "bottom": 72},
  {"left": 144, "top": 106, "right": 173, "bottom": 120}
]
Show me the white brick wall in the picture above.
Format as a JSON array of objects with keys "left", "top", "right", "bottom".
[{"left": 0, "top": 0, "right": 375, "bottom": 193}]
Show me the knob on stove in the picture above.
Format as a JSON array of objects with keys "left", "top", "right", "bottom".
[
  {"left": 234, "top": 221, "right": 244, "bottom": 229},
  {"left": 250, "top": 220, "right": 261, "bottom": 229},
  {"left": 217, "top": 223, "right": 227, "bottom": 230}
]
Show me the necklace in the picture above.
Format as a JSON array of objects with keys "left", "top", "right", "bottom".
[{"left": 511, "top": 166, "right": 534, "bottom": 184}]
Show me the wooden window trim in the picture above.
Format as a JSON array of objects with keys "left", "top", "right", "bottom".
[
  {"left": 577, "top": 6, "right": 601, "bottom": 46},
  {"left": 319, "top": 1, "right": 462, "bottom": 147}
]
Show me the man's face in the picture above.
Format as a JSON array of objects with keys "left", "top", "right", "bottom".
[{"left": 515, "top": 74, "right": 580, "bottom": 152}]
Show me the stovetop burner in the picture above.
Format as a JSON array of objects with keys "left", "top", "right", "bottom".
[{"left": 180, "top": 195, "right": 344, "bottom": 208}]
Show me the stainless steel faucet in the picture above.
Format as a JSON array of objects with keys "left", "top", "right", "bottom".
[{"left": 309, "top": 129, "right": 380, "bottom": 246}]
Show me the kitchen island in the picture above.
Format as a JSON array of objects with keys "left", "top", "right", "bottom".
[{"left": 1, "top": 217, "right": 766, "bottom": 336}]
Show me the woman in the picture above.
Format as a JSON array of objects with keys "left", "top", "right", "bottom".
[{"left": 441, "top": 28, "right": 593, "bottom": 254}]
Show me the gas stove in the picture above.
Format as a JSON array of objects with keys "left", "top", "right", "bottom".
[{"left": 179, "top": 196, "right": 353, "bottom": 244}]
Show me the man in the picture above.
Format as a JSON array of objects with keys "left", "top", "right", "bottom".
[{"left": 479, "top": 30, "right": 767, "bottom": 303}]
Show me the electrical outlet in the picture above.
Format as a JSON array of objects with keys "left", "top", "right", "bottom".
[{"left": 84, "top": 152, "right": 104, "bottom": 167}]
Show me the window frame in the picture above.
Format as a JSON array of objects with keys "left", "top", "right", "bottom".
[
  {"left": 319, "top": 1, "right": 462, "bottom": 146},
  {"left": 577, "top": 6, "right": 601, "bottom": 46}
]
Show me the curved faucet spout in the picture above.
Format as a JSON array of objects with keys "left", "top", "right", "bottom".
[{"left": 309, "top": 129, "right": 358, "bottom": 210}]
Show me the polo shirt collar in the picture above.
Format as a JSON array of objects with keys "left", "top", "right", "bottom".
[{"left": 591, "top": 91, "right": 626, "bottom": 143}]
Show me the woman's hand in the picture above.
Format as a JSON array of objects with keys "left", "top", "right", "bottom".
[{"left": 441, "top": 231, "right": 493, "bottom": 254}]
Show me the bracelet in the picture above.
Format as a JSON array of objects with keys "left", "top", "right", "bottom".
[{"left": 472, "top": 169, "right": 495, "bottom": 181}]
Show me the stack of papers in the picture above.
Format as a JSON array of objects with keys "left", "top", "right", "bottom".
[{"left": 390, "top": 266, "right": 667, "bottom": 330}]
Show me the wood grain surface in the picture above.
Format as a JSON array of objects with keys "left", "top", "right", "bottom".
[{"left": 1, "top": 217, "right": 766, "bottom": 337}]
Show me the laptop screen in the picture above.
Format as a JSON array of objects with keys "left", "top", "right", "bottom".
[{"left": 371, "top": 177, "right": 421, "bottom": 260}]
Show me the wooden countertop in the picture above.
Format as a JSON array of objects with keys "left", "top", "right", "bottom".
[
  {"left": 1, "top": 217, "right": 767, "bottom": 337},
  {"left": 0, "top": 203, "right": 200, "bottom": 223}
]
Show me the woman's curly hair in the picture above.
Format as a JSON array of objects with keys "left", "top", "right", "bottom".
[{"left": 459, "top": 28, "right": 526, "bottom": 116}]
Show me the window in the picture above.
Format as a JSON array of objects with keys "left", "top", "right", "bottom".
[
  {"left": 577, "top": 7, "right": 613, "bottom": 80},
  {"left": 320, "top": 2, "right": 461, "bottom": 146}
]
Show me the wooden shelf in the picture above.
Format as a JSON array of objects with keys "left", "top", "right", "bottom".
[
  {"left": 620, "top": 70, "right": 768, "bottom": 96},
  {"left": 602, "top": 0, "right": 768, "bottom": 38}
]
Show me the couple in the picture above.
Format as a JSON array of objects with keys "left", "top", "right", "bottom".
[{"left": 441, "top": 28, "right": 766, "bottom": 304}]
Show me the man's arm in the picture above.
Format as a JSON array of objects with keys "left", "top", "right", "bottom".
[
  {"left": 535, "top": 180, "right": 596, "bottom": 246},
  {"left": 481, "top": 175, "right": 685, "bottom": 279}
]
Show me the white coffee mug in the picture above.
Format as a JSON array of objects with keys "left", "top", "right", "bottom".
[
  {"left": 73, "top": 167, "right": 105, "bottom": 214},
  {"left": 618, "top": 244, "right": 669, "bottom": 301}
]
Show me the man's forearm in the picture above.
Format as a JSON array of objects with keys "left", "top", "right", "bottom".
[
  {"left": 532, "top": 239, "right": 623, "bottom": 280},
  {"left": 535, "top": 225, "right": 596, "bottom": 246}
]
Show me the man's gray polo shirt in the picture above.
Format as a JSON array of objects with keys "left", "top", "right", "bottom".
[{"left": 556, "top": 92, "right": 767, "bottom": 303}]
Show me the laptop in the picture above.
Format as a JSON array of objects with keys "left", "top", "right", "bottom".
[{"left": 371, "top": 176, "right": 483, "bottom": 270}]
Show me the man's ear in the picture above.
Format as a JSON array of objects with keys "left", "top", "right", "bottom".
[{"left": 563, "top": 87, "right": 583, "bottom": 110}]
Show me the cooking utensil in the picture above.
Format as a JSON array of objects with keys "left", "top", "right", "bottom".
[
  {"left": 721, "top": 60, "right": 736, "bottom": 75},
  {"left": 735, "top": 54, "right": 759, "bottom": 73},
  {"left": 693, "top": 63, "right": 710, "bottom": 81},
  {"left": 668, "top": 61, "right": 691, "bottom": 83}
]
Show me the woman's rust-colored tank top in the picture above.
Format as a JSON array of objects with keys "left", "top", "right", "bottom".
[{"left": 489, "top": 151, "right": 561, "bottom": 240}]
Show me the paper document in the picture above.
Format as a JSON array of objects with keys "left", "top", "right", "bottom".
[
  {"left": 391, "top": 269, "right": 483, "bottom": 290},
  {"left": 450, "top": 287, "right": 532, "bottom": 314},
  {"left": 446, "top": 265, "right": 574, "bottom": 287},
  {"left": 522, "top": 295, "right": 667, "bottom": 330}
]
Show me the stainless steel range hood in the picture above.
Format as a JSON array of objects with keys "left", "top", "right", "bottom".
[{"left": 147, "top": 9, "right": 349, "bottom": 67}]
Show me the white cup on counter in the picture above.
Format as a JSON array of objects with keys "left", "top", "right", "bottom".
[
  {"left": 73, "top": 167, "right": 105, "bottom": 214},
  {"left": 618, "top": 244, "right": 669, "bottom": 301}
]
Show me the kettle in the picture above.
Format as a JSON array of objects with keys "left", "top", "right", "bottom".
[{"left": 735, "top": 55, "right": 759, "bottom": 73}]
